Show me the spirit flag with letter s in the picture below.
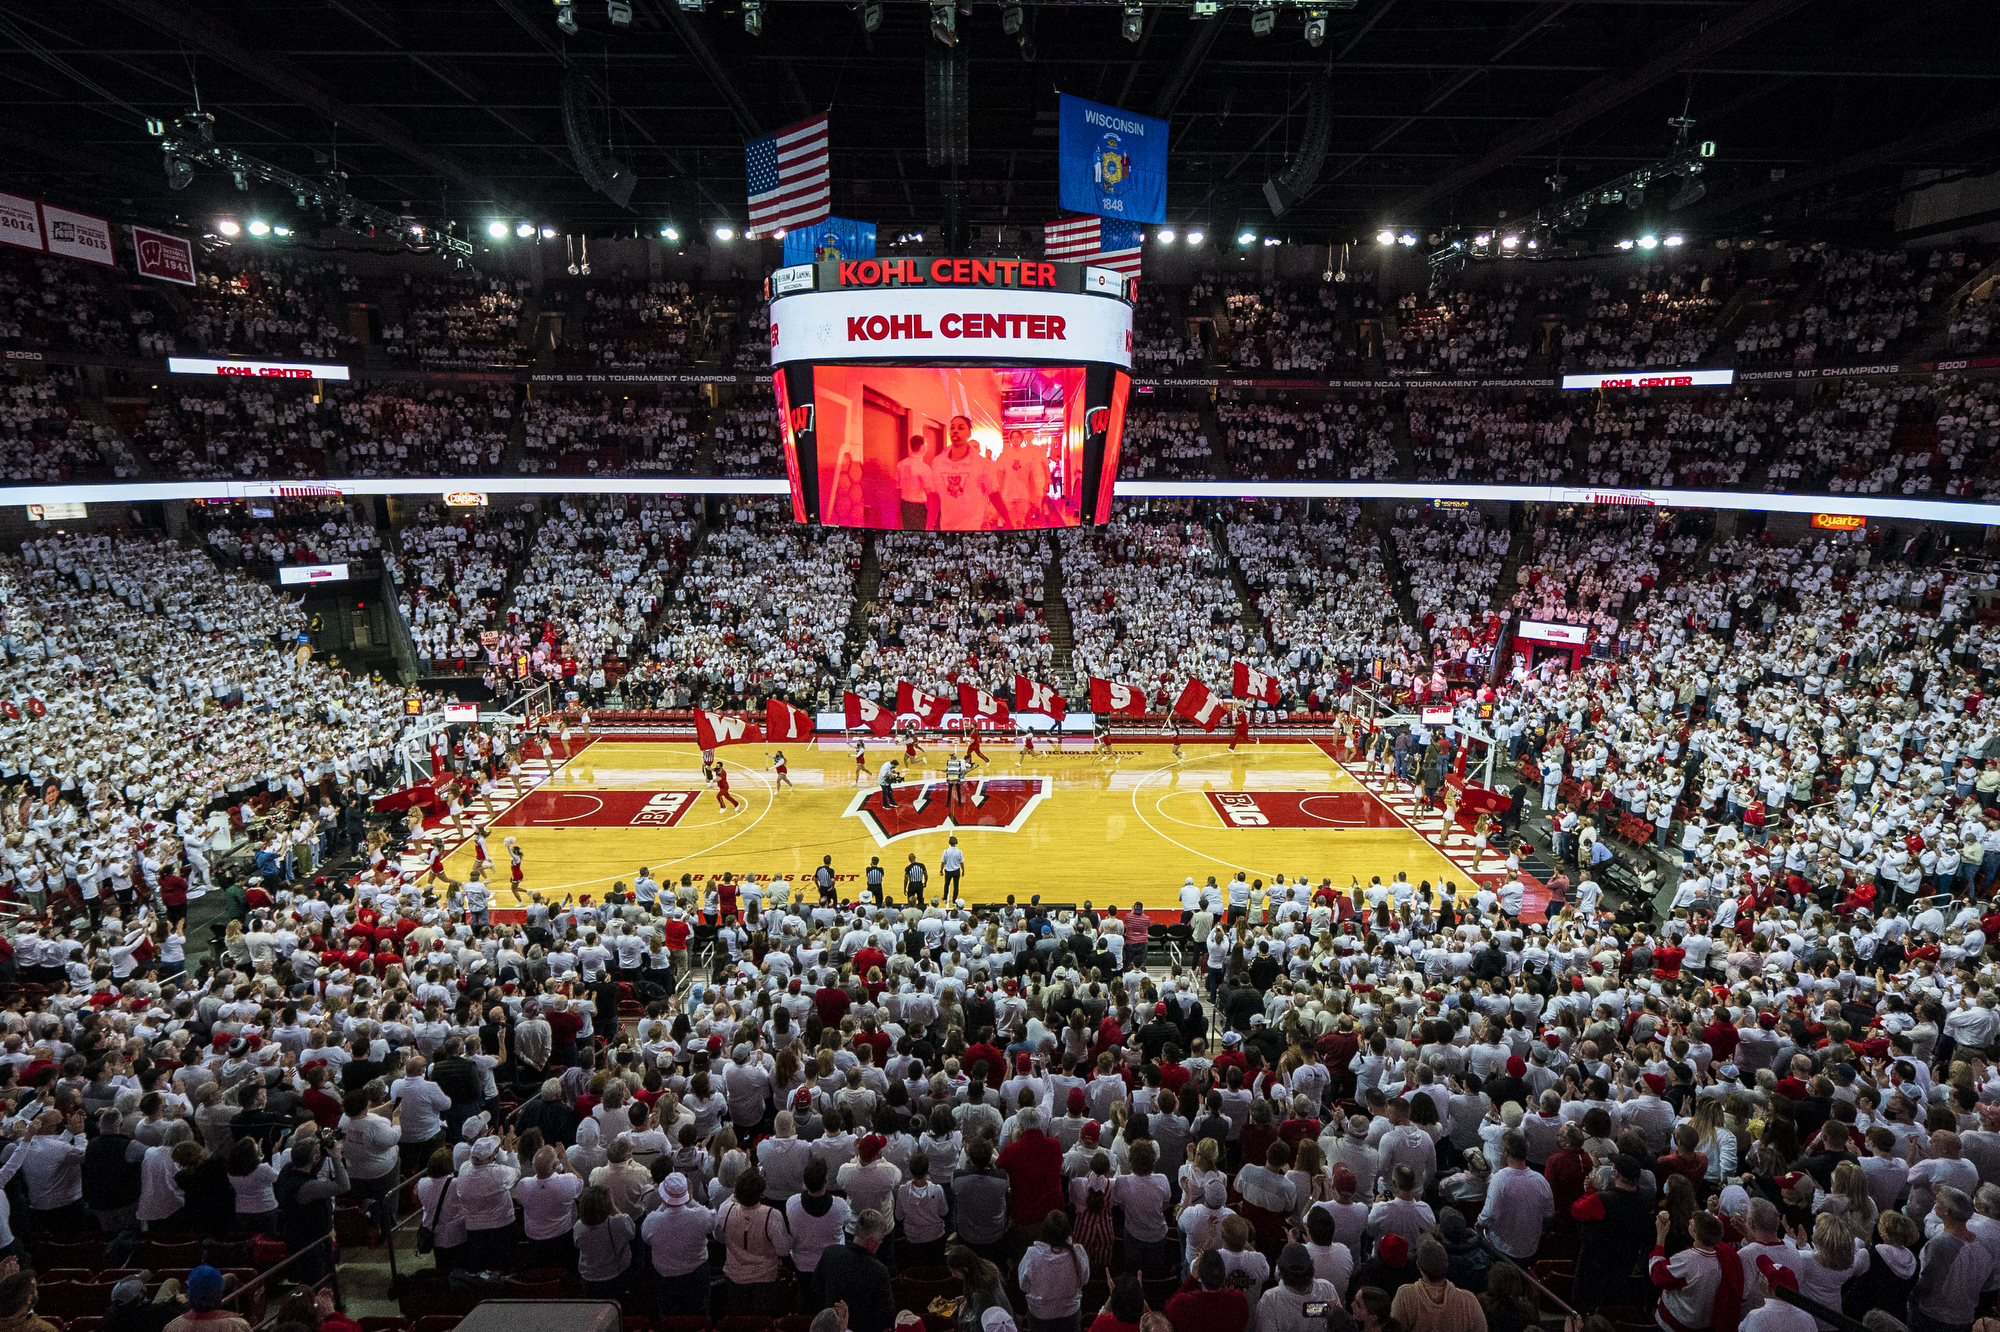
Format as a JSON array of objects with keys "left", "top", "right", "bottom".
[
  {"left": 1088, "top": 676, "right": 1149, "bottom": 716},
  {"left": 844, "top": 691, "right": 896, "bottom": 736},
  {"left": 1057, "top": 93, "right": 1167, "bottom": 225}
]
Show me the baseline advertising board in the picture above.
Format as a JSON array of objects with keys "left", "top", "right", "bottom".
[{"left": 769, "top": 259, "right": 1132, "bottom": 532}]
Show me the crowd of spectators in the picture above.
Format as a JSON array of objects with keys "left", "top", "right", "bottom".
[
  {"left": 1553, "top": 265, "right": 1722, "bottom": 373},
  {"left": 179, "top": 255, "right": 361, "bottom": 364},
  {"left": 194, "top": 497, "right": 383, "bottom": 571},
  {"left": 852, "top": 533, "right": 1055, "bottom": 702},
  {"left": 1061, "top": 509, "right": 1244, "bottom": 707},
  {"left": 392, "top": 502, "right": 535, "bottom": 671},
  {"left": 1118, "top": 403, "right": 1214, "bottom": 480},
  {"left": 1389, "top": 286, "right": 1532, "bottom": 376},
  {"left": 0, "top": 364, "right": 137, "bottom": 482},
  {"left": 651, "top": 498, "right": 856, "bottom": 709},
  {"left": 383, "top": 274, "right": 528, "bottom": 366},
  {"left": 507, "top": 496, "right": 693, "bottom": 685},
  {"left": 1407, "top": 388, "right": 1575, "bottom": 487},
  {"left": 545, "top": 280, "right": 710, "bottom": 370},
  {"left": 1391, "top": 506, "right": 1512, "bottom": 653},
  {"left": 522, "top": 390, "right": 706, "bottom": 477},
  {"left": 1226, "top": 500, "right": 1408, "bottom": 707},
  {"left": 1217, "top": 390, "right": 1397, "bottom": 481}
]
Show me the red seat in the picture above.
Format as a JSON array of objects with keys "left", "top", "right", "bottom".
[
  {"left": 34, "top": 1242, "right": 105, "bottom": 1270},
  {"left": 413, "top": 1318, "right": 464, "bottom": 1332},
  {"left": 656, "top": 1319, "right": 712, "bottom": 1332},
  {"left": 775, "top": 1318, "right": 813, "bottom": 1332},
  {"left": 358, "top": 1320, "right": 407, "bottom": 1332},
  {"left": 623, "top": 1321, "right": 653, "bottom": 1332},
  {"left": 715, "top": 1319, "right": 773, "bottom": 1332},
  {"left": 136, "top": 1240, "right": 204, "bottom": 1269},
  {"left": 69, "top": 1320, "right": 104, "bottom": 1332}
]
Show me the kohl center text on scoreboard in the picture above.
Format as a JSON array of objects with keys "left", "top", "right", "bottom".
[{"left": 766, "top": 256, "right": 1134, "bottom": 368}]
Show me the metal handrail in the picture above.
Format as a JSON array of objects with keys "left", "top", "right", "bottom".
[{"left": 221, "top": 1232, "right": 341, "bottom": 1314}]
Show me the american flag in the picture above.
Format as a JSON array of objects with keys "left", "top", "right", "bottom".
[
  {"left": 744, "top": 114, "right": 831, "bottom": 238},
  {"left": 1043, "top": 215, "right": 1143, "bottom": 277}
]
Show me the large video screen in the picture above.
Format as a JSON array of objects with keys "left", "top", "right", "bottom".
[
  {"left": 805, "top": 364, "right": 1089, "bottom": 530},
  {"left": 776, "top": 364, "right": 1128, "bottom": 536}
]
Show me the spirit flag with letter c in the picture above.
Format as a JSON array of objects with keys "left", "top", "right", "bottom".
[
  {"left": 1057, "top": 93, "right": 1167, "bottom": 225},
  {"left": 958, "top": 683, "right": 1012, "bottom": 727},
  {"left": 1173, "top": 677, "right": 1227, "bottom": 732},
  {"left": 1013, "top": 674, "right": 1066, "bottom": 721},
  {"left": 844, "top": 691, "right": 896, "bottom": 736},
  {"left": 896, "top": 681, "right": 951, "bottom": 727},
  {"left": 1233, "top": 661, "right": 1283, "bottom": 706},
  {"left": 1088, "top": 676, "right": 1149, "bottom": 716},
  {"left": 695, "top": 708, "right": 764, "bottom": 749},
  {"left": 764, "top": 698, "right": 816, "bottom": 743}
]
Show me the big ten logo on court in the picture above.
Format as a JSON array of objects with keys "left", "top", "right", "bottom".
[
  {"left": 630, "top": 791, "right": 697, "bottom": 827},
  {"left": 1213, "top": 792, "right": 1269, "bottom": 826}
]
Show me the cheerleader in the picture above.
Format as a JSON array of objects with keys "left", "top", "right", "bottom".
[
  {"left": 422, "top": 835, "right": 447, "bottom": 885},
  {"left": 471, "top": 825, "right": 490, "bottom": 869},
  {"left": 1092, "top": 721, "right": 1113, "bottom": 763},
  {"left": 507, "top": 836, "right": 524, "bottom": 891},
  {"left": 851, "top": 737, "right": 870, "bottom": 784},
  {"left": 766, "top": 751, "right": 793, "bottom": 792},
  {"left": 1169, "top": 718, "right": 1183, "bottom": 760},
  {"left": 1015, "top": 727, "right": 1036, "bottom": 765}
]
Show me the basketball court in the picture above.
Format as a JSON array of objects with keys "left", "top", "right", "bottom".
[{"left": 409, "top": 735, "right": 1544, "bottom": 920}]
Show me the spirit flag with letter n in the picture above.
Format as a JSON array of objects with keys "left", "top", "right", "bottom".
[
  {"left": 1013, "top": 674, "right": 1066, "bottom": 721},
  {"left": 745, "top": 113, "right": 831, "bottom": 239},
  {"left": 1044, "top": 215, "right": 1143, "bottom": 279},
  {"left": 1057, "top": 93, "right": 1167, "bottom": 225},
  {"left": 1233, "top": 661, "right": 1283, "bottom": 706}
]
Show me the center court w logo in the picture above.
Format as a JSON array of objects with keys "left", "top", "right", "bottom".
[{"left": 843, "top": 777, "right": 1051, "bottom": 846}]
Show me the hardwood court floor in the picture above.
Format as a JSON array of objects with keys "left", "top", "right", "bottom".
[{"left": 460, "top": 736, "right": 1473, "bottom": 910}]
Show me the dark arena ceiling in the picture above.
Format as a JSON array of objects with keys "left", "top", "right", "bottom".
[{"left": 0, "top": 0, "right": 1995, "bottom": 250}]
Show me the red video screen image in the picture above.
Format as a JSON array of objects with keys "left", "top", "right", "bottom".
[{"left": 811, "top": 364, "right": 1086, "bottom": 530}]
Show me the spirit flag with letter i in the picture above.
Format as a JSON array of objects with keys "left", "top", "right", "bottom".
[{"left": 764, "top": 697, "right": 816, "bottom": 742}]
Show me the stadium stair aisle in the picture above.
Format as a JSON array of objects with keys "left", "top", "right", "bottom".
[
  {"left": 1387, "top": 401, "right": 1417, "bottom": 480},
  {"left": 1212, "top": 513, "right": 1271, "bottom": 652},
  {"left": 500, "top": 384, "right": 529, "bottom": 473},
  {"left": 1491, "top": 504, "right": 1533, "bottom": 607},
  {"left": 1042, "top": 543, "right": 1076, "bottom": 694},
  {"left": 1374, "top": 510, "right": 1425, "bottom": 632},
  {"left": 1195, "top": 392, "right": 1232, "bottom": 480},
  {"left": 841, "top": 531, "right": 880, "bottom": 666}
]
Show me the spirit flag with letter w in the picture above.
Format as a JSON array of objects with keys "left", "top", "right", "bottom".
[{"left": 1057, "top": 93, "right": 1167, "bottom": 225}]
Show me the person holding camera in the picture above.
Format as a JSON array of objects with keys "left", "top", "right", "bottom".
[
  {"left": 1259, "top": 1243, "right": 1347, "bottom": 1332},
  {"left": 272, "top": 1127, "right": 351, "bottom": 1284}
]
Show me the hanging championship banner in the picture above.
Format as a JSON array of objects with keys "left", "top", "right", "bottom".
[
  {"left": 39, "top": 203, "right": 114, "bottom": 267},
  {"left": 132, "top": 225, "right": 197, "bottom": 286},
  {"left": 0, "top": 193, "right": 43, "bottom": 252}
]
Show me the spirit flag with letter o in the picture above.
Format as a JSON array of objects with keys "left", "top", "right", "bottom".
[
  {"left": 1088, "top": 676, "right": 1148, "bottom": 716},
  {"left": 1013, "top": 674, "right": 1066, "bottom": 721},
  {"left": 764, "top": 698, "right": 816, "bottom": 743},
  {"left": 1173, "top": 677, "right": 1227, "bottom": 732},
  {"left": 695, "top": 708, "right": 763, "bottom": 749},
  {"left": 1233, "top": 661, "right": 1283, "bottom": 706},
  {"left": 958, "top": 683, "right": 1012, "bottom": 727},
  {"left": 1057, "top": 93, "right": 1167, "bottom": 225},
  {"left": 844, "top": 691, "right": 896, "bottom": 736},
  {"left": 896, "top": 682, "right": 951, "bottom": 727}
]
